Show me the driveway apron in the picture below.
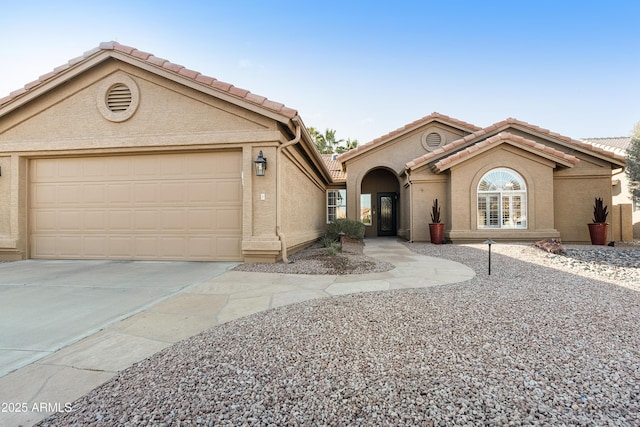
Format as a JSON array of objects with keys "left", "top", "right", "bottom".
[{"left": 0, "top": 260, "right": 236, "bottom": 378}]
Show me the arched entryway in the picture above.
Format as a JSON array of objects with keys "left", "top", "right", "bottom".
[{"left": 360, "top": 168, "right": 400, "bottom": 238}]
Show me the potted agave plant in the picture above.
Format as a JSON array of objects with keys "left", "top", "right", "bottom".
[
  {"left": 587, "top": 197, "right": 609, "bottom": 245},
  {"left": 429, "top": 198, "right": 445, "bottom": 244}
]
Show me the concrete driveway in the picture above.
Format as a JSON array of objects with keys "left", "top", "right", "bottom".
[{"left": 0, "top": 259, "right": 236, "bottom": 377}]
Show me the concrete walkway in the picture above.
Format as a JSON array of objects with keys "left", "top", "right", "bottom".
[{"left": 0, "top": 238, "right": 475, "bottom": 426}]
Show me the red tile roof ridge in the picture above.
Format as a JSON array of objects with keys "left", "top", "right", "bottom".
[
  {"left": 430, "top": 132, "right": 580, "bottom": 173},
  {"left": 481, "top": 118, "right": 625, "bottom": 162},
  {"left": 413, "top": 131, "right": 581, "bottom": 173},
  {"left": 338, "top": 112, "right": 481, "bottom": 162},
  {"left": 0, "top": 41, "right": 298, "bottom": 120}
]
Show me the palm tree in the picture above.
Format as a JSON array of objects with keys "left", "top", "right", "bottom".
[{"left": 308, "top": 127, "right": 357, "bottom": 154}]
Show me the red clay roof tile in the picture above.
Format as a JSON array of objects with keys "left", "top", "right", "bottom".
[
  {"left": 338, "top": 112, "right": 481, "bottom": 162},
  {"left": 0, "top": 41, "right": 299, "bottom": 120},
  {"left": 178, "top": 68, "right": 200, "bottom": 79},
  {"left": 429, "top": 132, "right": 580, "bottom": 173}
]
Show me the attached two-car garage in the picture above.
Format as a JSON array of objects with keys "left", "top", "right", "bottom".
[{"left": 29, "top": 151, "right": 243, "bottom": 261}]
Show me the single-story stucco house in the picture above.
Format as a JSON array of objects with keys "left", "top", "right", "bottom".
[{"left": 0, "top": 42, "right": 631, "bottom": 263}]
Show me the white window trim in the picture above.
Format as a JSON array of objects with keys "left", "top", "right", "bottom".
[
  {"left": 326, "top": 189, "right": 346, "bottom": 224},
  {"left": 477, "top": 168, "right": 527, "bottom": 229}
]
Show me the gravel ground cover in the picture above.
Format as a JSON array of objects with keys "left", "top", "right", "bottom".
[
  {"left": 39, "top": 242, "right": 640, "bottom": 426},
  {"left": 232, "top": 241, "right": 395, "bottom": 275}
]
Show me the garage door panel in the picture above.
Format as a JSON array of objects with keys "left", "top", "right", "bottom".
[
  {"left": 83, "top": 184, "right": 107, "bottom": 204},
  {"left": 58, "top": 236, "right": 83, "bottom": 256},
  {"left": 216, "top": 236, "right": 242, "bottom": 259},
  {"left": 217, "top": 181, "right": 242, "bottom": 203},
  {"left": 30, "top": 152, "right": 242, "bottom": 261},
  {"left": 109, "top": 210, "right": 133, "bottom": 231},
  {"left": 133, "top": 182, "right": 158, "bottom": 203},
  {"left": 108, "top": 183, "right": 132, "bottom": 204},
  {"left": 109, "top": 236, "right": 133, "bottom": 257},
  {"left": 58, "top": 211, "right": 82, "bottom": 231},
  {"left": 134, "top": 237, "right": 159, "bottom": 258},
  {"left": 134, "top": 210, "right": 159, "bottom": 230},
  {"left": 159, "top": 182, "right": 186, "bottom": 203},
  {"left": 83, "top": 211, "right": 107, "bottom": 231},
  {"left": 188, "top": 210, "right": 214, "bottom": 231},
  {"left": 216, "top": 208, "right": 242, "bottom": 232},
  {"left": 83, "top": 236, "right": 108, "bottom": 257},
  {"left": 161, "top": 210, "right": 185, "bottom": 230},
  {"left": 31, "top": 184, "right": 59, "bottom": 206}
]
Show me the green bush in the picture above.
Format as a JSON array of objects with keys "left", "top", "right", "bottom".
[
  {"left": 326, "top": 242, "right": 342, "bottom": 256},
  {"left": 326, "top": 218, "right": 365, "bottom": 241},
  {"left": 320, "top": 235, "right": 336, "bottom": 248}
]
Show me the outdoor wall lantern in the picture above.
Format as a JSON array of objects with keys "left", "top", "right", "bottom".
[
  {"left": 483, "top": 238, "right": 495, "bottom": 275},
  {"left": 254, "top": 151, "right": 267, "bottom": 176}
]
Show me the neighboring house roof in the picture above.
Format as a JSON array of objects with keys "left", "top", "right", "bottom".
[
  {"left": 406, "top": 117, "right": 627, "bottom": 171},
  {"left": 321, "top": 154, "right": 347, "bottom": 182},
  {"left": 337, "top": 112, "right": 482, "bottom": 162},
  {"left": 582, "top": 137, "right": 631, "bottom": 155},
  {"left": 0, "top": 41, "right": 298, "bottom": 120}
]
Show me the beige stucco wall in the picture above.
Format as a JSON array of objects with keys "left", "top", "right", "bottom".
[
  {"left": 0, "top": 59, "right": 326, "bottom": 262},
  {"left": 554, "top": 154, "right": 614, "bottom": 243},
  {"left": 442, "top": 145, "right": 560, "bottom": 242},
  {"left": 407, "top": 168, "right": 448, "bottom": 242},
  {"left": 280, "top": 146, "right": 326, "bottom": 250}
]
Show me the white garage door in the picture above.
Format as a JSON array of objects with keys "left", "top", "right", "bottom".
[{"left": 30, "top": 152, "right": 242, "bottom": 261}]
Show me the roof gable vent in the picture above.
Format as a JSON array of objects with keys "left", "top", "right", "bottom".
[
  {"left": 425, "top": 132, "right": 442, "bottom": 148},
  {"left": 97, "top": 73, "right": 140, "bottom": 122},
  {"left": 421, "top": 131, "right": 445, "bottom": 152},
  {"left": 106, "top": 84, "right": 132, "bottom": 112}
]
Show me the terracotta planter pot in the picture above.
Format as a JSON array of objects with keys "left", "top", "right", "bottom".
[
  {"left": 429, "top": 223, "right": 445, "bottom": 244},
  {"left": 587, "top": 223, "right": 608, "bottom": 245}
]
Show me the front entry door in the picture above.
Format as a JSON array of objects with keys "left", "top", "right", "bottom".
[{"left": 377, "top": 192, "right": 397, "bottom": 236}]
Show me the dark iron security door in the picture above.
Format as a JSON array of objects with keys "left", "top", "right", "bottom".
[{"left": 377, "top": 192, "right": 397, "bottom": 236}]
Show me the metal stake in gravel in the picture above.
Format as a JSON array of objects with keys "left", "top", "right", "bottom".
[{"left": 484, "top": 238, "right": 496, "bottom": 275}]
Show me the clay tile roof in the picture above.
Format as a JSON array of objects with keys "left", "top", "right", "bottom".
[
  {"left": 321, "top": 154, "right": 346, "bottom": 181},
  {"left": 0, "top": 41, "right": 298, "bottom": 120},
  {"left": 429, "top": 132, "right": 580, "bottom": 173},
  {"left": 582, "top": 137, "right": 632, "bottom": 154},
  {"left": 460, "top": 117, "right": 626, "bottom": 165},
  {"left": 338, "top": 112, "right": 482, "bottom": 162}
]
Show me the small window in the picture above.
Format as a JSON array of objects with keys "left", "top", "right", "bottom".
[
  {"left": 360, "top": 194, "right": 372, "bottom": 225},
  {"left": 634, "top": 192, "right": 640, "bottom": 212},
  {"left": 478, "top": 168, "right": 527, "bottom": 229},
  {"left": 327, "top": 189, "right": 346, "bottom": 223}
]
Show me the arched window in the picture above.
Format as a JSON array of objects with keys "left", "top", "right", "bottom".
[{"left": 477, "top": 168, "right": 527, "bottom": 229}]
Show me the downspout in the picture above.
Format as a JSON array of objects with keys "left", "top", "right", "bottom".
[
  {"left": 276, "top": 119, "right": 302, "bottom": 263},
  {"left": 405, "top": 168, "right": 413, "bottom": 242}
]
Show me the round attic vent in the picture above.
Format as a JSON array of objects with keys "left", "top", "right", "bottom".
[
  {"left": 421, "top": 131, "right": 445, "bottom": 151},
  {"left": 106, "top": 84, "right": 132, "bottom": 112},
  {"left": 97, "top": 73, "right": 140, "bottom": 122}
]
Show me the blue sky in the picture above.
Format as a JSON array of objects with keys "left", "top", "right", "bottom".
[{"left": 1, "top": 1, "right": 638, "bottom": 143}]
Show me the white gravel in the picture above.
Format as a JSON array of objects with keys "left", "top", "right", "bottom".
[{"left": 38, "top": 242, "right": 640, "bottom": 426}]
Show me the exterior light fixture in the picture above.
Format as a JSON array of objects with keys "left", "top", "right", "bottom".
[
  {"left": 254, "top": 150, "right": 267, "bottom": 176},
  {"left": 483, "top": 238, "right": 495, "bottom": 275}
]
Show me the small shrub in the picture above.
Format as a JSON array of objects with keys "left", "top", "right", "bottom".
[
  {"left": 592, "top": 197, "right": 608, "bottom": 223},
  {"left": 326, "top": 242, "right": 342, "bottom": 256},
  {"left": 326, "top": 218, "right": 365, "bottom": 241},
  {"left": 320, "top": 235, "right": 336, "bottom": 248}
]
